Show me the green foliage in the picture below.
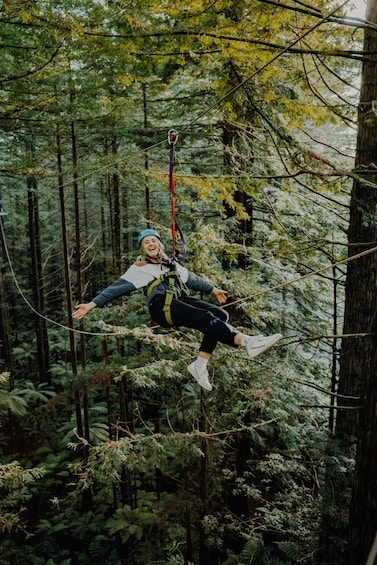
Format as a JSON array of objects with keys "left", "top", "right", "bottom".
[
  {"left": 0, "top": 0, "right": 361, "bottom": 563},
  {"left": 0, "top": 386, "right": 28, "bottom": 417},
  {"left": 0, "top": 461, "right": 46, "bottom": 537},
  {"left": 106, "top": 493, "right": 170, "bottom": 543},
  {"left": 240, "top": 537, "right": 273, "bottom": 564},
  {"left": 0, "top": 374, "right": 55, "bottom": 420}
]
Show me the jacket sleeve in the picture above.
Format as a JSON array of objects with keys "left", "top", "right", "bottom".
[
  {"left": 185, "top": 271, "right": 214, "bottom": 294},
  {"left": 92, "top": 278, "right": 136, "bottom": 308}
]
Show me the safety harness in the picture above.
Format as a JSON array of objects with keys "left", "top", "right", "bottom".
[{"left": 145, "top": 262, "right": 186, "bottom": 326}]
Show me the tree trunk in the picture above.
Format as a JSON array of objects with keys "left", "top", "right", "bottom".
[
  {"left": 56, "top": 124, "right": 83, "bottom": 444},
  {"left": 111, "top": 137, "right": 121, "bottom": 275},
  {"left": 26, "top": 140, "right": 50, "bottom": 382},
  {"left": 0, "top": 211, "right": 16, "bottom": 444},
  {"left": 336, "top": 0, "right": 377, "bottom": 437},
  {"left": 329, "top": 264, "right": 340, "bottom": 433},
  {"left": 143, "top": 84, "right": 151, "bottom": 223},
  {"left": 348, "top": 387, "right": 377, "bottom": 565},
  {"left": 199, "top": 395, "right": 216, "bottom": 564},
  {"left": 335, "top": 0, "right": 377, "bottom": 562},
  {"left": 222, "top": 119, "right": 253, "bottom": 271},
  {"left": 0, "top": 214, "right": 14, "bottom": 379}
]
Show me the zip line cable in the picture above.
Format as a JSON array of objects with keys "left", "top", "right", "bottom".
[{"left": 224, "top": 243, "right": 377, "bottom": 311}]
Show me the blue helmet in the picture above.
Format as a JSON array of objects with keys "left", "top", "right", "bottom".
[{"left": 137, "top": 229, "right": 161, "bottom": 247}]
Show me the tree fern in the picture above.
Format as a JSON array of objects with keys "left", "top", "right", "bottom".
[{"left": 240, "top": 537, "right": 272, "bottom": 564}]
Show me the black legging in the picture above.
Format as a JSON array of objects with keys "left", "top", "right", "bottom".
[{"left": 149, "top": 295, "right": 238, "bottom": 354}]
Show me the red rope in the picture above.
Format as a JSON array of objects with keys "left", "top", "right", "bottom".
[{"left": 168, "top": 129, "right": 178, "bottom": 258}]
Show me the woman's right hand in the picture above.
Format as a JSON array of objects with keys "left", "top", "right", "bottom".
[{"left": 72, "top": 301, "right": 97, "bottom": 319}]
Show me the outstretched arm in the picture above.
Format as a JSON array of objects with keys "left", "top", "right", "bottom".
[{"left": 72, "top": 277, "right": 137, "bottom": 320}]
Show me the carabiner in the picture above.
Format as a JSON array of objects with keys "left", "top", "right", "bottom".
[{"left": 168, "top": 129, "right": 178, "bottom": 145}]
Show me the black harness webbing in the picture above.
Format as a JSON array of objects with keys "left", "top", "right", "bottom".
[{"left": 146, "top": 270, "right": 182, "bottom": 326}]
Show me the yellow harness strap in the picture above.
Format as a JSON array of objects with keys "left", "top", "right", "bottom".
[
  {"left": 146, "top": 276, "right": 163, "bottom": 297},
  {"left": 162, "top": 276, "right": 179, "bottom": 325}
]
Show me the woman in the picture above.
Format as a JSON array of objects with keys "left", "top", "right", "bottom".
[{"left": 72, "top": 229, "right": 282, "bottom": 391}]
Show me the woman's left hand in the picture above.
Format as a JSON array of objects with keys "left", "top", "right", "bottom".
[{"left": 212, "top": 287, "right": 228, "bottom": 304}]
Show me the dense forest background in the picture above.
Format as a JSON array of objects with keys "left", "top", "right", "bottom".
[{"left": 1, "top": 0, "right": 376, "bottom": 564}]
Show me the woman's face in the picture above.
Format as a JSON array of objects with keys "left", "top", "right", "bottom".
[{"left": 141, "top": 236, "right": 160, "bottom": 259}]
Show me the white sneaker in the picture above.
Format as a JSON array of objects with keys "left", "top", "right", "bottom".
[
  {"left": 188, "top": 362, "right": 212, "bottom": 391},
  {"left": 246, "top": 333, "right": 282, "bottom": 359}
]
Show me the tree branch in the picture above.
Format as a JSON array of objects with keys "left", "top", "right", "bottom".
[
  {"left": 0, "top": 42, "right": 62, "bottom": 84},
  {"left": 83, "top": 29, "right": 377, "bottom": 62}
]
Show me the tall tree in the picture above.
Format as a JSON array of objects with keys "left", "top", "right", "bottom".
[
  {"left": 0, "top": 197, "right": 12, "bottom": 372},
  {"left": 335, "top": 0, "right": 377, "bottom": 563},
  {"left": 26, "top": 139, "right": 50, "bottom": 382}
]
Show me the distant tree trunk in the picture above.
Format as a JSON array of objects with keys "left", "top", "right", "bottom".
[
  {"left": 61, "top": 111, "right": 92, "bottom": 511},
  {"left": 199, "top": 396, "right": 210, "bottom": 565},
  {"left": 143, "top": 84, "right": 151, "bottom": 223},
  {"left": 0, "top": 212, "right": 16, "bottom": 443},
  {"left": 111, "top": 137, "right": 121, "bottom": 275},
  {"left": 0, "top": 215, "right": 14, "bottom": 379},
  {"left": 184, "top": 467, "right": 194, "bottom": 562},
  {"left": 26, "top": 140, "right": 50, "bottom": 382},
  {"left": 329, "top": 264, "right": 339, "bottom": 433},
  {"left": 100, "top": 179, "right": 109, "bottom": 280},
  {"left": 335, "top": 0, "right": 377, "bottom": 562},
  {"left": 56, "top": 124, "right": 78, "bottom": 374},
  {"left": 70, "top": 97, "right": 87, "bottom": 369},
  {"left": 198, "top": 396, "right": 221, "bottom": 564},
  {"left": 119, "top": 377, "right": 134, "bottom": 507},
  {"left": 0, "top": 272, "right": 13, "bottom": 377},
  {"left": 222, "top": 119, "right": 253, "bottom": 270},
  {"left": 56, "top": 123, "right": 84, "bottom": 446}
]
